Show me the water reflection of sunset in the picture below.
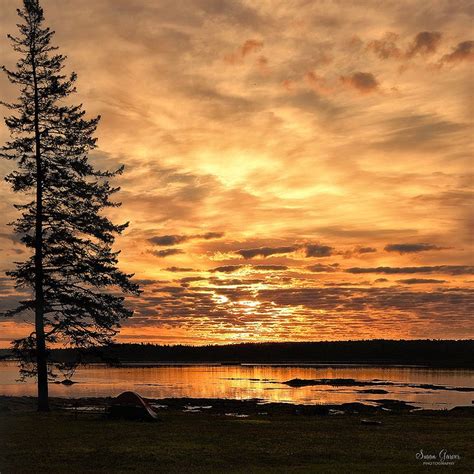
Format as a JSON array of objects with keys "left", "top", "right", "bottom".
[{"left": 0, "top": 362, "right": 472, "bottom": 410}]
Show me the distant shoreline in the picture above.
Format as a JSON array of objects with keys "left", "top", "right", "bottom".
[
  {"left": 2, "top": 359, "right": 473, "bottom": 369},
  {"left": 103, "top": 361, "right": 474, "bottom": 369},
  {"left": 2, "top": 340, "right": 473, "bottom": 368}
]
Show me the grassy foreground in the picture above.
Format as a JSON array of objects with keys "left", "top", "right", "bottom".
[{"left": 1, "top": 405, "right": 473, "bottom": 473}]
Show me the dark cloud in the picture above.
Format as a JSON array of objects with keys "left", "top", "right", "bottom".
[
  {"left": 133, "top": 279, "right": 165, "bottom": 286},
  {"left": 305, "top": 244, "right": 334, "bottom": 258},
  {"left": 406, "top": 31, "right": 442, "bottom": 57},
  {"left": 200, "top": 231, "right": 226, "bottom": 240},
  {"left": 179, "top": 277, "right": 207, "bottom": 284},
  {"left": 152, "top": 285, "right": 187, "bottom": 294},
  {"left": 339, "top": 246, "right": 378, "bottom": 258},
  {"left": 357, "top": 247, "right": 377, "bottom": 254},
  {"left": 211, "top": 263, "right": 288, "bottom": 273},
  {"left": 165, "top": 266, "right": 196, "bottom": 272},
  {"left": 440, "top": 40, "right": 474, "bottom": 65},
  {"left": 340, "top": 72, "right": 379, "bottom": 93},
  {"left": 384, "top": 243, "right": 447, "bottom": 254},
  {"left": 149, "top": 249, "right": 185, "bottom": 258},
  {"left": 323, "top": 282, "right": 367, "bottom": 287},
  {"left": 197, "top": 0, "right": 265, "bottom": 29},
  {"left": 397, "top": 278, "right": 446, "bottom": 284},
  {"left": 211, "top": 265, "right": 244, "bottom": 273},
  {"left": 149, "top": 235, "right": 188, "bottom": 246},
  {"left": 149, "top": 231, "right": 224, "bottom": 246},
  {"left": 306, "top": 263, "right": 340, "bottom": 273},
  {"left": 346, "top": 266, "right": 474, "bottom": 275},
  {"left": 367, "top": 32, "right": 402, "bottom": 60},
  {"left": 236, "top": 246, "right": 296, "bottom": 259},
  {"left": 252, "top": 265, "right": 288, "bottom": 271},
  {"left": 367, "top": 31, "right": 447, "bottom": 63}
]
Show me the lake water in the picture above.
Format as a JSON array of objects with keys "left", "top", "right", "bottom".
[{"left": 1, "top": 361, "right": 473, "bottom": 409}]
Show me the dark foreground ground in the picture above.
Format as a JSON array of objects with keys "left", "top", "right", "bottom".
[{"left": 0, "top": 397, "right": 473, "bottom": 473}]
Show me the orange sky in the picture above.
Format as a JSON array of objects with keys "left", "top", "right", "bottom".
[{"left": 0, "top": 0, "right": 473, "bottom": 346}]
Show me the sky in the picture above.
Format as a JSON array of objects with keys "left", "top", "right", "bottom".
[{"left": 0, "top": 0, "right": 473, "bottom": 346}]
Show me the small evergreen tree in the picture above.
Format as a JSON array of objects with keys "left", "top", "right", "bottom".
[{"left": 1, "top": 0, "right": 140, "bottom": 411}]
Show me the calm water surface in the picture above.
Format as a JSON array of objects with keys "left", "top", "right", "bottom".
[{"left": 1, "top": 362, "right": 473, "bottom": 409}]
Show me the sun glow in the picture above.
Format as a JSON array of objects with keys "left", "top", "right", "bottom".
[
  {"left": 237, "top": 300, "right": 260, "bottom": 308},
  {"left": 213, "top": 294, "right": 230, "bottom": 304}
]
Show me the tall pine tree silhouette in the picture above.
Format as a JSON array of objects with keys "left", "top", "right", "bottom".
[{"left": 1, "top": 0, "right": 140, "bottom": 411}]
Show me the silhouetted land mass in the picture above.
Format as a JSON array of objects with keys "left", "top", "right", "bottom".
[{"left": 1, "top": 339, "right": 472, "bottom": 367}]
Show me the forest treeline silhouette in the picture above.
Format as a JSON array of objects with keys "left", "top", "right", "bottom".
[{"left": 2, "top": 340, "right": 471, "bottom": 368}]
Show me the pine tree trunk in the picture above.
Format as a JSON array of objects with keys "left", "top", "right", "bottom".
[{"left": 31, "top": 39, "right": 49, "bottom": 412}]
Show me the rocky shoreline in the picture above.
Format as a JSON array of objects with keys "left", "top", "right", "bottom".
[{"left": 1, "top": 395, "right": 473, "bottom": 417}]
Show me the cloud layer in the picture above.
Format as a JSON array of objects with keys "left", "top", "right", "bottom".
[{"left": 0, "top": 0, "right": 472, "bottom": 344}]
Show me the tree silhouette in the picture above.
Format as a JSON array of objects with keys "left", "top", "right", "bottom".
[{"left": 1, "top": 0, "right": 140, "bottom": 411}]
